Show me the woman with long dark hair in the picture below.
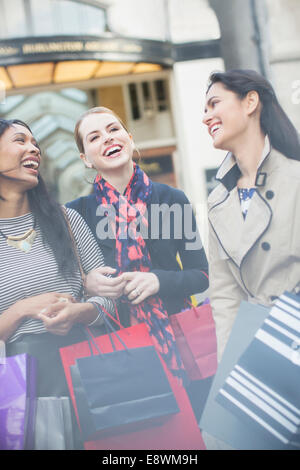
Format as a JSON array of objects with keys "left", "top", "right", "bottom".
[
  {"left": 203, "top": 69, "right": 300, "bottom": 360},
  {"left": 0, "top": 118, "right": 115, "bottom": 447}
]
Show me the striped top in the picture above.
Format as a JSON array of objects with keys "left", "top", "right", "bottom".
[{"left": 0, "top": 207, "right": 113, "bottom": 343}]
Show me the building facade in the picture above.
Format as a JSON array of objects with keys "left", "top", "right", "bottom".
[{"left": 0, "top": 0, "right": 299, "bottom": 251}]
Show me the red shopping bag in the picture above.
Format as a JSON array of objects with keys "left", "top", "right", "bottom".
[
  {"left": 170, "top": 303, "right": 218, "bottom": 380},
  {"left": 60, "top": 322, "right": 205, "bottom": 450}
]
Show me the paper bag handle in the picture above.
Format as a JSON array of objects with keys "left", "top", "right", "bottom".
[{"left": 86, "top": 305, "right": 129, "bottom": 356}]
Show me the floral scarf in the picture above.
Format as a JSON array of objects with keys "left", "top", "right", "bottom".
[{"left": 94, "top": 163, "right": 185, "bottom": 382}]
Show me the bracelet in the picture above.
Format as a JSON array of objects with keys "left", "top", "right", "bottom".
[
  {"left": 87, "top": 301, "right": 104, "bottom": 327},
  {"left": 87, "top": 313, "right": 101, "bottom": 327}
]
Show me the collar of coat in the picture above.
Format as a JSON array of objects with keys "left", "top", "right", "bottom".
[
  {"left": 208, "top": 136, "right": 285, "bottom": 270},
  {"left": 215, "top": 135, "right": 271, "bottom": 191}
]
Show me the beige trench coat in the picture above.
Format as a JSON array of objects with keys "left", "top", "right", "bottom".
[{"left": 208, "top": 145, "right": 300, "bottom": 360}]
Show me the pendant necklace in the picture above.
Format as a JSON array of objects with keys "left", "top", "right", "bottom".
[{"left": 0, "top": 217, "right": 37, "bottom": 253}]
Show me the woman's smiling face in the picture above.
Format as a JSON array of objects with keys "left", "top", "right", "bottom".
[
  {"left": 203, "top": 82, "right": 251, "bottom": 152},
  {"left": 0, "top": 123, "right": 41, "bottom": 190},
  {"left": 79, "top": 112, "right": 134, "bottom": 175}
]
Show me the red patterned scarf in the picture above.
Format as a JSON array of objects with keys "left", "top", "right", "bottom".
[{"left": 94, "top": 164, "right": 186, "bottom": 382}]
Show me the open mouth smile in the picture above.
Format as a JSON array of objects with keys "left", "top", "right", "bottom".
[
  {"left": 209, "top": 123, "right": 222, "bottom": 137},
  {"left": 103, "top": 145, "right": 123, "bottom": 157},
  {"left": 21, "top": 157, "right": 40, "bottom": 173}
]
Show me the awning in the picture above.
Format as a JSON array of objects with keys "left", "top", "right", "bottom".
[
  {"left": 0, "top": 35, "right": 220, "bottom": 93},
  {"left": 0, "top": 35, "right": 172, "bottom": 92}
]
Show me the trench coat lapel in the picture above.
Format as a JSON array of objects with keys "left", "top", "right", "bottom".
[
  {"left": 209, "top": 136, "right": 273, "bottom": 266},
  {"left": 209, "top": 187, "right": 272, "bottom": 267},
  {"left": 238, "top": 191, "right": 272, "bottom": 264}
]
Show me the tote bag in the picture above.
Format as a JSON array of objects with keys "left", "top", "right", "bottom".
[{"left": 60, "top": 318, "right": 205, "bottom": 450}]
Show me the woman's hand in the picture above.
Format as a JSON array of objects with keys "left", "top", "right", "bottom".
[
  {"left": 122, "top": 272, "right": 160, "bottom": 304},
  {"left": 39, "top": 301, "right": 84, "bottom": 335},
  {"left": 13, "top": 292, "right": 75, "bottom": 320},
  {"left": 0, "top": 292, "right": 75, "bottom": 342},
  {"left": 85, "top": 266, "right": 126, "bottom": 299}
]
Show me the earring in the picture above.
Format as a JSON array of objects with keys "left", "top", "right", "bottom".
[{"left": 85, "top": 160, "right": 95, "bottom": 169}]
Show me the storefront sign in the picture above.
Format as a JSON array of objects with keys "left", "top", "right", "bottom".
[
  {"left": 0, "top": 36, "right": 173, "bottom": 66},
  {"left": 0, "top": 35, "right": 220, "bottom": 67}
]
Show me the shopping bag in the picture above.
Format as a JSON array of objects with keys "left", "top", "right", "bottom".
[
  {"left": 60, "top": 322, "right": 205, "bottom": 450},
  {"left": 85, "top": 365, "right": 206, "bottom": 451},
  {"left": 216, "top": 292, "right": 300, "bottom": 449},
  {"left": 60, "top": 319, "right": 179, "bottom": 441},
  {"left": 170, "top": 302, "right": 217, "bottom": 380},
  {"left": 0, "top": 351, "right": 37, "bottom": 450},
  {"left": 199, "top": 300, "right": 273, "bottom": 449},
  {"left": 34, "top": 397, "right": 74, "bottom": 450}
]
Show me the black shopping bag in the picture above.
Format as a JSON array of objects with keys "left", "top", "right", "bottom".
[
  {"left": 68, "top": 325, "right": 179, "bottom": 441},
  {"left": 216, "top": 292, "right": 300, "bottom": 449}
]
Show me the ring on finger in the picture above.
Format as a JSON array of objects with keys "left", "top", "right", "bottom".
[{"left": 58, "top": 297, "right": 69, "bottom": 303}]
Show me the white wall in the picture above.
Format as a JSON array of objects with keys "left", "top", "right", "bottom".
[{"left": 266, "top": 0, "right": 300, "bottom": 132}]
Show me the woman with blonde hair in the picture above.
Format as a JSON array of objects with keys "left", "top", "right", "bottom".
[{"left": 67, "top": 106, "right": 209, "bottom": 416}]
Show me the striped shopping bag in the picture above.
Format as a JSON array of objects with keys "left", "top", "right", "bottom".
[{"left": 216, "top": 292, "right": 300, "bottom": 449}]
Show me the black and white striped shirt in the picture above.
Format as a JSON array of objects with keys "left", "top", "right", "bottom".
[{"left": 0, "top": 207, "right": 113, "bottom": 343}]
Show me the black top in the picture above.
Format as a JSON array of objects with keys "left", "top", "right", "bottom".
[{"left": 67, "top": 182, "right": 209, "bottom": 323}]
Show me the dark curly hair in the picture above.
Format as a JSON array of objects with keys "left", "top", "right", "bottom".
[{"left": 0, "top": 118, "right": 80, "bottom": 278}]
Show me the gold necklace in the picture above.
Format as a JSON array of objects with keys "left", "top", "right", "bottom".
[{"left": 0, "top": 219, "right": 37, "bottom": 253}]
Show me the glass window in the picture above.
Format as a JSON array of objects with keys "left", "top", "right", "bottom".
[
  {"left": 33, "top": 0, "right": 106, "bottom": 37},
  {"left": 1, "top": 0, "right": 27, "bottom": 39},
  {"left": 127, "top": 79, "right": 169, "bottom": 121},
  {"left": 142, "top": 82, "right": 150, "bottom": 101},
  {"left": 31, "top": 0, "right": 55, "bottom": 37},
  {"left": 0, "top": 94, "right": 24, "bottom": 114},
  {"left": 129, "top": 83, "right": 140, "bottom": 120},
  {"left": 60, "top": 88, "right": 88, "bottom": 104},
  {"left": 53, "top": 1, "right": 82, "bottom": 36},
  {"left": 81, "top": 3, "right": 106, "bottom": 35},
  {"left": 0, "top": 0, "right": 107, "bottom": 39},
  {"left": 142, "top": 81, "right": 154, "bottom": 113},
  {"left": 154, "top": 80, "right": 168, "bottom": 112}
]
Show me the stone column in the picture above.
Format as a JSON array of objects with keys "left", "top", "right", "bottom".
[{"left": 209, "top": 0, "right": 270, "bottom": 77}]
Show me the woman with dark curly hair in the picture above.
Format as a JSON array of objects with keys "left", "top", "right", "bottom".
[{"left": 0, "top": 118, "right": 115, "bottom": 448}]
